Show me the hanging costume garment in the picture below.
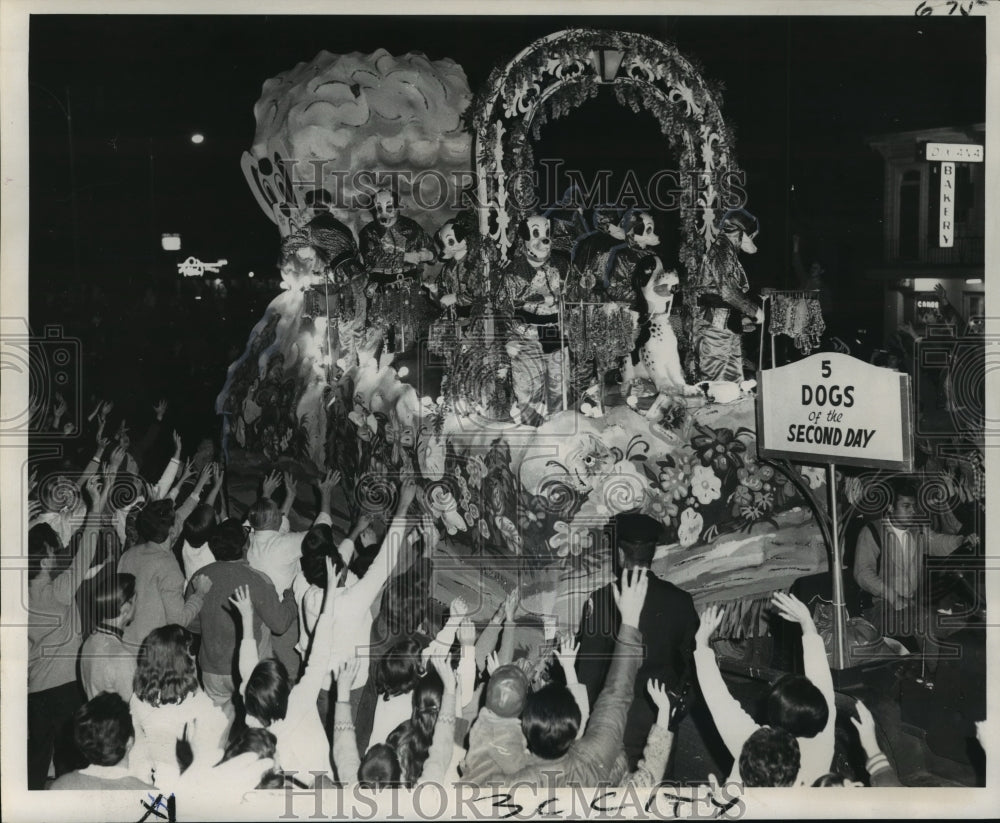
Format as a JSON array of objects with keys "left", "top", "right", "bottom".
[{"left": 768, "top": 291, "right": 826, "bottom": 354}]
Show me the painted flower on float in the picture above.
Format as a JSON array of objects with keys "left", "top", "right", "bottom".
[
  {"left": 549, "top": 520, "right": 594, "bottom": 557},
  {"left": 691, "top": 425, "right": 746, "bottom": 474},
  {"left": 678, "top": 507, "right": 704, "bottom": 547},
  {"left": 658, "top": 466, "right": 691, "bottom": 501},
  {"left": 494, "top": 515, "right": 522, "bottom": 554},
  {"left": 736, "top": 459, "right": 774, "bottom": 492},
  {"left": 465, "top": 455, "right": 487, "bottom": 490},
  {"left": 690, "top": 465, "right": 722, "bottom": 505},
  {"left": 644, "top": 491, "right": 679, "bottom": 526},
  {"left": 799, "top": 465, "right": 826, "bottom": 489}
]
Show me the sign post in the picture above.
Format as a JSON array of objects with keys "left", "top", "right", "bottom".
[
  {"left": 922, "top": 141, "right": 983, "bottom": 249},
  {"left": 757, "top": 353, "right": 914, "bottom": 669}
]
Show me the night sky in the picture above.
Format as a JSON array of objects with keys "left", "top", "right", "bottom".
[{"left": 29, "top": 14, "right": 986, "bottom": 328}]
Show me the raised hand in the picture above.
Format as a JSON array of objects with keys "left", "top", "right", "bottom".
[
  {"left": 107, "top": 444, "right": 127, "bottom": 473},
  {"left": 228, "top": 584, "right": 253, "bottom": 621},
  {"left": 171, "top": 429, "right": 182, "bottom": 456},
  {"left": 485, "top": 651, "right": 501, "bottom": 676},
  {"left": 53, "top": 393, "right": 68, "bottom": 420},
  {"left": 450, "top": 596, "right": 468, "bottom": 619},
  {"left": 282, "top": 471, "right": 298, "bottom": 503},
  {"left": 319, "top": 469, "right": 342, "bottom": 496},
  {"left": 82, "top": 473, "right": 103, "bottom": 502},
  {"left": 503, "top": 586, "right": 520, "bottom": 623},
  {"left": 647, "top": 678, "right": 673, "bottom": 723},
  {"left": 153, "top": 399, "right": 168, "bottom": 421},
  {"left": 554, "top": 635, "right": 580, "bottom": 684},
  {"left": 771, "top": 591, "right": 816, "bottom": 634},
  {"left": 457, "top": 617, "right": 475, "bottom": 647},
  {"left": 95, "top": 435, "right": 109, "bottom": 454},
  {"left": 612, "top": 567, "right": 649, "bottom": 630},
  {"left": 850, "top": 699, "right": 880, "bottom": 757},
  {"left": 336, "top": 657, "right": 362, "bottom": 701},
  {"left": 101, "top": 400, "right": 114, "bottom": 419},
  {"left": 695, "top": 605, "right": 724, "bottom": 648},
  {"left": 428, "top": 655, "right": 457, "bottom": 693},
  {"left": 261, "top": 470, "right": 281, "bottom": 499},
  {"left": 178, "top": 459, "right": 196, "bottom": 486}
]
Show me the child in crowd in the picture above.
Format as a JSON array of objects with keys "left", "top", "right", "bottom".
[{"left": 694, "top": 592, "right": 835, "bottom": 786}]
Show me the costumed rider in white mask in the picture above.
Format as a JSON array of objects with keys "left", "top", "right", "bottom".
[
  {"left": 358, "top": 187, "right": 436, "bottom": 355},
  {"left": 494, "top": 215, "right": 571, "bottom": 427}
]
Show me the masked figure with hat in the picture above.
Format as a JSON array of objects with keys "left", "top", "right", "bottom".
[{"left": 685, "top": 209, "right": 764, "bottom": 384}]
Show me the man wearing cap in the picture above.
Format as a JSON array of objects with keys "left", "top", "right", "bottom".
[
  {"left": 684, "top": 208, "right": 764, "bottom": 383},
  {"left": 576, "top": 511, "right": 699, "bottom": 775}
]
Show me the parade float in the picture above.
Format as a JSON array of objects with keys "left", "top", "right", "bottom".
[{"left": 216, "top": 30, "right": 983, "bottom": 662}]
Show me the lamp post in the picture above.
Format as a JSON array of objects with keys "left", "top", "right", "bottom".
[{"left": 31, "top": 83, "right": 80, "bottom": 280}]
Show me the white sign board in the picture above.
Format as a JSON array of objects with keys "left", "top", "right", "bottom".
[
  {"left": 939, "top": 161, "right": 955, "bottom": 248},
  {"left": 756, "top": 353, "right": 913, "bottom": 470},
  {"left": 925, "top": 142, "right": 984, "bottom": 163}
]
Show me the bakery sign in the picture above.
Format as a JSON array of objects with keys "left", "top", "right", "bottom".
[{"left": 756, "top": 353, "right": 914, "bottom": 470}]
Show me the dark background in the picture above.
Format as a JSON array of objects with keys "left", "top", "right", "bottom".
[{"left": 26, "top": 14, "right": 986, "bottom": 438}]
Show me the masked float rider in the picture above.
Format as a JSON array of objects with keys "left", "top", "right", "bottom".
[
  {"left": 571, "top": 210, "right": 663, "bottom": 411},
  {"left": 358, "top": 188, "right": 436, "bottom": 353},
  {"left": 495, "top": 215, "right": 571, "bottom": 427},
  {"left": 685, "top": 209, "right": 764, "bottom": 384}
]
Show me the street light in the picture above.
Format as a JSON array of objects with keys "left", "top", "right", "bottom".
[{"left": 190, "top": 133, "right": 205, "bottom": 145}]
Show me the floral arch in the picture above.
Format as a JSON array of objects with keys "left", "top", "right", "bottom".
[{"left": 471, "top": 28, "right": 741, "bottom": 276}]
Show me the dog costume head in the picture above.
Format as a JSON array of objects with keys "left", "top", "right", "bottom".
[
  {"left": 719, "top": 209, "right": 759, "bottom": 255},
  {"left": 518, "top": 215, "right": 552, "bottom": 265},
  {"left": 435, "top": 220, "right": 468, "bottom": 262},
  {"left": 624, "top": 211, "right": 660, "bottom": 250},
  {"left": 632, "top": 256, "right": 679, "bottom": 316}
]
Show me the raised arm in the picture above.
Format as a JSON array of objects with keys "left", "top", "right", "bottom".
[
  {"left": 496, "top": 587, "right": 519, "bottom": 667},
  {"left": 280, "top": 471, "right": 299, "bottom": 520},
  {"left": 332, "top": 658, "right": 363, "bottom": 784},
  {"left": 692, "top": 604, "right": 759, "bottom": 759},
  {"left": 626, "top": 679, "right": 676, "bottom": 787},
  {"left": 772, "top": 592, "right": 835, "bottom": 738},
  {"left": 52, "top": 474, "right": 109, "bottom": 605},
  {"left": 229, "top": 585, "right": 260, "bottom": 697},
  {"left": 851, "top": 699, "right": 900, "bottom": 787},
  {"left": 346, "top": 476, "right": 419, "bottom": 611},
  {"left": 554, "top": 636, "right": 590, "bottom": 737},
  {"left": 565, "top": 569, "right": 648, "bottom": 773},
  {"left": 424, "top": 596, "right": 468, "bottom": 660},
  {"left": 204, "top": 463, "right": 224, "bottom": 508},
  {"left": 152, "top": 431, "right": 183, "bottom": 501},
  {"left": 418, "top": 656, "right": 458, "bottom": 785}
]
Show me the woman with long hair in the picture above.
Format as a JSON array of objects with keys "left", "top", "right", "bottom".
[{"left": 128, "top": 624, "right": 227, "bottom": 786}]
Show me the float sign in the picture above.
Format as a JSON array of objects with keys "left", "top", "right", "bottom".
[{"left": 756, "top": 353, "right": 913, "bottom": 470}]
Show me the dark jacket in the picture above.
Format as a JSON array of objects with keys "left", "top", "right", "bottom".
[
  {"left": 186, "top": 560, "right": 296, "bottom": 677},
  {"left": 576, "top": 574, "right": 698, "bottom": 771}
]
